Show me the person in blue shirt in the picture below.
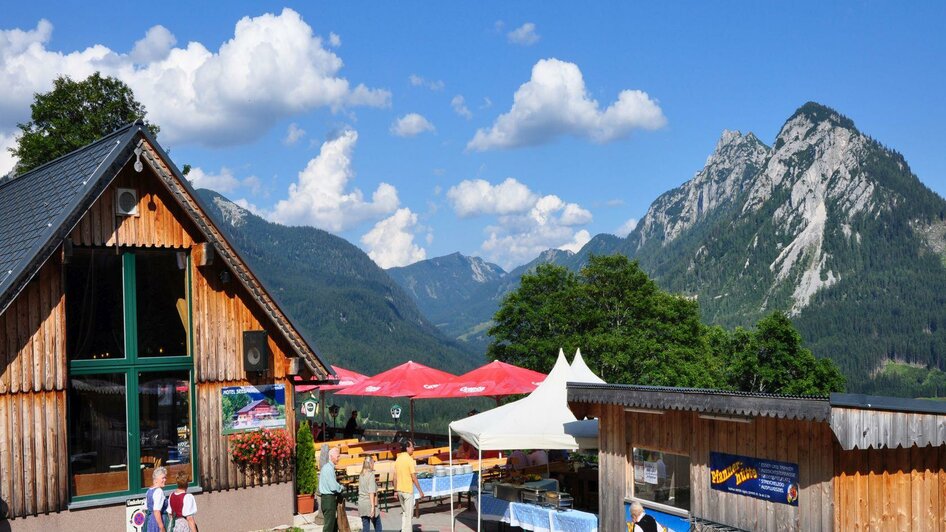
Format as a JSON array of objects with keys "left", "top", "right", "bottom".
[{"left": 319, "top": 447, "right": 344, "bottom": 532}]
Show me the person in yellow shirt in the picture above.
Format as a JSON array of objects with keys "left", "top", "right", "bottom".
[{"left": 393, "top": 440, "right": 424, "bottom": 532}]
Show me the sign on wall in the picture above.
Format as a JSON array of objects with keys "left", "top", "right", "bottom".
[
  {"left": 221, "top": 384, "right": 286, "bottom": 434},
  {"left": 710, "top": 451, "right": 799, "bottom": 506},
  {"left": 126, "top": 496, "right": 146, "bottom": 532}
]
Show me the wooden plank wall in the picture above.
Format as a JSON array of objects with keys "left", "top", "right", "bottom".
[
  {"left": 191, "top": 259, "right": 292, "bottom": 383},
  {"left": 835, "top": 445, "right": 945, "bottom": 531},
  {"left": 0, "top": 258, "right": 69, "bottom": 517},
  {"left": 623, "top": 410, "right": 835, "bottom": 531},
  {"left": 832, "top": 407, "right": 946, "bottom": 451},
  {"left": 0, "top": 161, "right": 301, "bottom": 517},
  {"left": 70, "top": 165, "right": 198, "bottom": 249},
  {"left": 598, "top": 403, "right": 628, "bottom": 532}
]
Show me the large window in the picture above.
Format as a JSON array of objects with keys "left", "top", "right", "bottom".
[
  {"left": 631, "top": 448, "right": 691, "bottom": 512},
  {"left": 66, "top": 248, "right": 196, "bottom": 502}
]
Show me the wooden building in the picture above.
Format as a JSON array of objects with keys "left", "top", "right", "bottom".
[
  {"left": 0, "top": 123, "right": 333, "bottom": 531},
  {"left": 568, "top": 383, "right": 946, "bottom": 531}
]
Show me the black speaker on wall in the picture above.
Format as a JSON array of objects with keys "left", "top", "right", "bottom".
[{"left": 243, "top": 331, "right": 269, "bottom": 372}]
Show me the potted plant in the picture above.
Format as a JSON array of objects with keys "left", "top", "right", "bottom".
[{"left": 295, "top": 421, "right": 317, "bottom": 514}]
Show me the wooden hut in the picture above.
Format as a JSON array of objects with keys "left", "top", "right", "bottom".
[
  {"left": 0, "top": 123, "right": 333, "bottom": 531},
  {"left": 568, "top": 383, "right": 946, "bottom": 531}
]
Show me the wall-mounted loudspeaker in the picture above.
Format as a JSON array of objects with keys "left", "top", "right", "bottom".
[
  {"left": 115, "top": 188, "right": 139, "bottom": 216},
  {"left": 243, "top": 331, "right": 269, "bottom": 372}
]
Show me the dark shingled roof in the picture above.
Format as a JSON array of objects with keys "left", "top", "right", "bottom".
[
  {"left": 568, "top": 382, "right": 832, "bottom": 421},
  {"left": 0, "top": 124, "right": 138, "bottom": 315}
]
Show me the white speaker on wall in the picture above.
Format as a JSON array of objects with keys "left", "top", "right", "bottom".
[{"left": 115, "top": 188, "right": 139, "bottom": 216}]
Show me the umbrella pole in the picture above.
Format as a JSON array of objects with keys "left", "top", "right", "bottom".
[
  {"left": 477, "top": 446, "right": 482, "bottom": 532},
  {"left": 320, "top": 391, "right": 326, "bottom": 441},
  {"left": 449, "top": 428, "right": 454, "bottom": 532},
  {"left": 410, "top": 399, "right": 415, "bottom": 440}
]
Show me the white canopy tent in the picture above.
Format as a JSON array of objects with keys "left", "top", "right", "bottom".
[{"left": 447, "top": 349, "right": 604, "bottom": 531}]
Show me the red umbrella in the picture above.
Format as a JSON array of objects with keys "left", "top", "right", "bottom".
[
  {"left": 336, "top": 361, "right": 456, "bottom": 435},
  {"left": 412, "top": 360, "right": 546, "bottom": 402},
  {"left": 294, "top": 365, "right": 368, "bottom": 393}
]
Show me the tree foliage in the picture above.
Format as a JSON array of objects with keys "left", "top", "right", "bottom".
[
  {"left": 723, "top": 312, "right": 846, "bottom": 395},
  {"left": 11, "top": 72, "right": 159, "bottom": 173},
  {"left": 487, "top": 254, "right": 845, "bottom": 395}
]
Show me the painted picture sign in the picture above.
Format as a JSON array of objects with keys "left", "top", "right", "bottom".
[
  {"left": 221, "top": 384, "right": 286, "bottom": 434},
  {"left": 710, "top": 451, "right": 799, "bottom": 506}
]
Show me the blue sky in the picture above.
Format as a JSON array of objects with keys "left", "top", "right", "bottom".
[{"left": 2, "top": 2, "right": 945, "bottom": 269}]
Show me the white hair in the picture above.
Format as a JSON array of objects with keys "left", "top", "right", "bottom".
[
  {"left": 329, "top": 447, "right": 341, "bottom": 459},
  {"left": 630, "top": 501, "right": 644, "bottom": 516},
  {"left": 152, "top": 466, "right": 167, "bottom": 481}
]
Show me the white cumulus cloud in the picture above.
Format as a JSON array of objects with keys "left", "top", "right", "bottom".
[
  {"left": 0, "top": 131, "right": 19, "bottom": 176},
  {"left": 391, "top": 113, "right": 435, "bottom": 137},
  {"left": 187, "top": 166, "right": 260, "bottom": 195},
  {"left": 447, "top": 177, "right": 593, "bottom": 268},
  {"left": 408, "top": 74, "right": 444, "bottom": 91},
  {"left": 270, "top": 130, "right": 399, "bottom": 231},
  {"left": 284, "top": 123, "right": 306, "bottom": 145},
  {"left": 361, "top": 208, "right": 427, "bottom": 268},
  {"left": 451, "top": 95, "right": 472, "bottom": 119},
  {"left": 130, "top": 25, "right": 176, "bottom": 63},
  {"left": 0, "top": 10, "right": 390, "bottom": 150},
  {"left": 507, "top": 22, "right": 540, "bottom": 46},
  {"left": 328, "top": 32, "right": 341, "bottom": 47},
  {"left": 467, "top": 58, "right": 666, "bottom": 151},
  {"left": 446, "top": 177, "right": 537, "bottom": 217},
  {"left": 615, "top": 217, "right": 638, "bottom": 237}
]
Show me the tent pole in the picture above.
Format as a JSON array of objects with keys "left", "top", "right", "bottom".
[
  {"left": 449, "top": 428, "right": 454, "bottom": 532},
  {"left": 477, "top": 446, "right": 482, "bottom": 532}
]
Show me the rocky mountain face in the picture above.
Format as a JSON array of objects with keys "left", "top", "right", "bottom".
[
  {"left": 386, "top": 253, "right": 505, "bottom": 341},
  {"left": 616, "top": 102, "right": 946, "bottom": 393},
  {"left": 393, "top": 103, "right": 946, "bottom": 396},
  {"left": 195, "top": 189, "right": 482, "bottom": 377}
]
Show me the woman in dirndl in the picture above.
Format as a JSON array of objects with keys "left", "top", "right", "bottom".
[{"left": 145, "top": 466, "right": 169, "bottom": 532}]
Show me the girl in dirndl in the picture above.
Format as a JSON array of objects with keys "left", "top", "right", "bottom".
[{"left": 169, "top": 471, "right": 199, "bottom": 531}]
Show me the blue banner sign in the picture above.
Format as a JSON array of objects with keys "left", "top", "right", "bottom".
[{"left": 709, "top": 452, "right": 799, "bottom": 506}]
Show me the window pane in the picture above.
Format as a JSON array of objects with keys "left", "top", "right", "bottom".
[
  {"left": 139, "top": 371, "right": 192, "bottom": 486},
  {"left": 69, "top": 374, "right": 128, "bottom": 496},
  {"left": 65, "top": 249, "right": 125, "bottom": 360},
  {"left": 136, "top": 252, "right": 188, "bottom": 357},
  {"left": 632, "top": 448, "right": 691, "bottom": 512}
]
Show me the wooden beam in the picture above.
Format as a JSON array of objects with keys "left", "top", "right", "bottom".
[{"left": 192, "top": 242, "right": 215, "bottom": 267}]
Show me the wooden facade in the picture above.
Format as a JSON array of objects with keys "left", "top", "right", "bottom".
[
  {"left": 571, "top": 384, "right": 946, "bottom": 531},
  {"left": 0, "top": 135, "right": 325, "bottom": 521}
]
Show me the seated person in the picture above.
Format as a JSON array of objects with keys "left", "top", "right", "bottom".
[
  {"left": 455, "top": 440, "right": 476, "bottom": 459},
  {"left": 528, "top": 449, "right": 549, "bottom": 467},
  {"left": 508, "top": 450, "right": 530, "bottom": 470}
]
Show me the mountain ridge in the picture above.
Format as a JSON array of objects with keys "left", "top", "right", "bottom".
[{"left": 388, "top": 102, "right": 946, "bottom": 396}]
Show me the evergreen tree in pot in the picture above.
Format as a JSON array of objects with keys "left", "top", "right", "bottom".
[{"left": 296, "top": 421, "right": 318, "bottom": 514}]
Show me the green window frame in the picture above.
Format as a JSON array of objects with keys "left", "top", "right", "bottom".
[{"left": 68, "top": 250, "right": 199, "bottom": 503}]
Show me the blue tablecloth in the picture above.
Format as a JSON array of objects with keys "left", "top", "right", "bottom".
[
  {"left": 414, "top": 472, "right": 477, "bottom": 500},
  {"left": 477, "top": 494, "right": 598, "bottom": 532}
]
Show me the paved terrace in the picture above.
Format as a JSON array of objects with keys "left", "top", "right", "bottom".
[{"left": 272, "top": 499, "right": 504, "bottom": 532}]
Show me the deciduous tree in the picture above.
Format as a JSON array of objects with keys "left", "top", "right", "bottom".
[{"left": 11, "top": 72, "right": 159, "bottom": 173}]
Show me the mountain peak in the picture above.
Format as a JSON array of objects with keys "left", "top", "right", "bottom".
[{"left": 786, "top": 102, "right": 857, "bottom": 132}]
